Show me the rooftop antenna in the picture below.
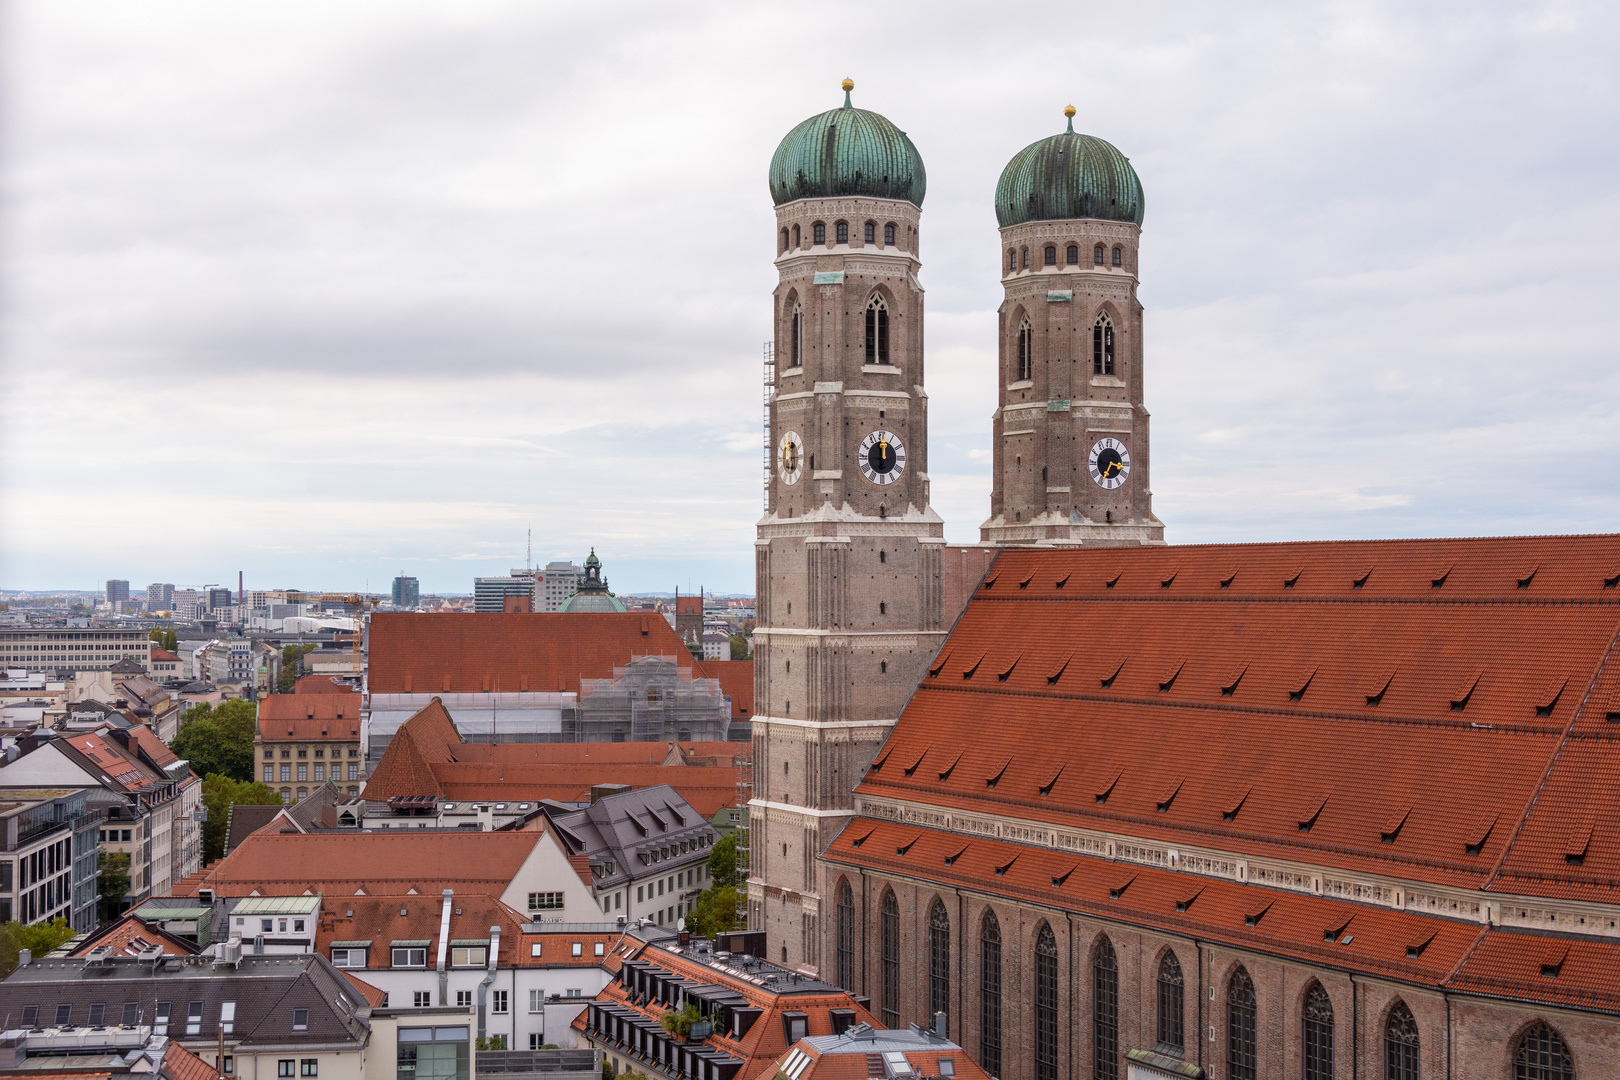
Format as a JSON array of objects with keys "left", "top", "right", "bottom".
[{"left": 527, "top": 528, "right": 532, "bottom": 574}]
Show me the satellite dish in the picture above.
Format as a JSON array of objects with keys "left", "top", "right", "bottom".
[{"left": 677, "top": 917, "right": 686, "bottom": 932}]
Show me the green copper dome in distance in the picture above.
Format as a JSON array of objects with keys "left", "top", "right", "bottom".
[
  {"left": 995, "top": 109, "right": 1144, "bottom": 228},
  {"left": 769, "top": 80, "right": 926, "bottom": 208}
]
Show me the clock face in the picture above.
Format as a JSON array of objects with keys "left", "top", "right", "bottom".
[
  {"left": 858, "top": 429, "right": 907, "bottom": 486},
  {"left": 1088, "top": 437, "right": 1131, "bottom": 490},
  {"left": 778, "top": 431, "right": 804, "bottom": 486}
]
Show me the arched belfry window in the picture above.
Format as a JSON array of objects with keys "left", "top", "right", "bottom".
[
  {"left": 1007, "top": 249, "right": 1016, "bottom": 273},
  {"left": 1112, "top": 245, "right": 1123, "bottom": 267},
  {"left": 1093, "top": 313, "right": 1115, "bottom": 376},
  {"left": 1017, "top": 318, "right": 1033, "bottom": 382},
  {"left": 792, "top": 224, "right": 800, "bottom": 248},
  {"left": 813, "top": 222, "right": 826, "bottom": 246},
  {"left": 1093, "top": 244, "right": 1105, "bottom": 265},
  {"left": 780, "top": 228, "right": 789, "bottom": 253},
  {"left": 1093, "top": 937, "right": 1119, "bottom": 1080},
  {"left": 927, "top": 899, "right": 949, "bottom": 1018},
  {"left": 1156, "top": 951, "right": 1184, "bottom": 1051},
  {"left": 980, "top": 911, "right": 1002, "bottom": 1078},
  {"left": 835, "top": 879, "right": 854, "bottom": 991},
  {"left": 1303, "top": 983, "right": 1335, "bottom": 1080},
  {"left": 864, "top": 222, "right": 876, "bottom": 244},
  {"left": 1385, "top": 1002, "right": 1419, "bottom": 1080},
  {"left": 1227, "top": 967, "right": 1257, "bottom": 1080},
  {"left": 836, "top": 221, "right": 849, "bottom": 245},
  {"left": 879, "top": 889, "right": 899, "bottom": 1027},
  {"left": 790, "top": 301, "right": 804, "bottom": 368},
  {"left": 1066, "top": 244, "right": 1079, "bottom": 266},
  {"left": 1044, "top": 244, "right": 1057, "bottom": 266},
  {"left": 885, "top": 223, "right": 896, "bottom": 245},
  {"left": 866, "top": 296, "right": 891, "bottom": 365},
  {"left": 1034, "top": 924, "right": 1058, "bottom": 1080},
  {"left": 1021, "top": 247, "right": 1030, "bottom": 269},
  {"left": 1513, "top": 1023, "right": 1575, "bottom": 1080}
]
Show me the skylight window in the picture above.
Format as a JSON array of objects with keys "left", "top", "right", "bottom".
[{"left": 882, "top": 1052, "right": 914, "bottom": 1077}]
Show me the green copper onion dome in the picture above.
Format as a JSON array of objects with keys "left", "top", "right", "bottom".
[
  {"left": 769, "top": 79, "right": 926, "bottom": 208},
  {"left": 995, "top": 106, "right": 1143, "bottom": 228}
]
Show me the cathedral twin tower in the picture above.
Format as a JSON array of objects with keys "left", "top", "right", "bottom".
[{"left": 750, "top": 81, "right": 1164, "bottom": 971}]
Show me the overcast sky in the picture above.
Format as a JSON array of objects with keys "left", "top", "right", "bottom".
[{"left": 2, "top": 1, "right": 1617, "bottom": 596}]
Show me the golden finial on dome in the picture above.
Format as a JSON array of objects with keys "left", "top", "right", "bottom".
[
  {"left": 1064, "top": 104, "right": 1076, "bottom": 133},
  {"left": 842, "top": 77, "right": 854, "bottom": 108}
]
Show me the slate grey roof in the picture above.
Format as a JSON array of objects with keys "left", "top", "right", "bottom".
[
  {"left": 0, "top": 954, "right": 370, "bottom": 1051},
  {"left": 546, "top": 784, "right": 716, "bottom": 890}
]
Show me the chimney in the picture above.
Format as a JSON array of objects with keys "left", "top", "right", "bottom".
[
  {"left": 932, "top": 1012, "right": 947, "bottom": 1039},
  {"left": 590, "top": 783, "right": 631, "bottom": 805}
]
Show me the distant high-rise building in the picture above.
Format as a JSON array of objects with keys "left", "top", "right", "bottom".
[
  {"left": 146, "top": 583, "right": 175, "bottom": 609},
  {"left": 391, "top": 575, "right": 420, "bottom": 609},
  {"left": 105, "top": 580, "right": 129, "bottom": 603},
  {"left": 473, "top": 572, "right": 536, "bottom": 613},
  {"left": 206, "top": 587, "right": 234, "bottom": 611},
  {"left": 536, "top": 560, "right": 585, "bottom": 612}
]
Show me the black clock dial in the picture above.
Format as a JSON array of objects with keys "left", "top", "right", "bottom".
[
  {"left": 1094, "top": 447, "right": 1123, "bottom": 479},
  {"left": 867, "top": 440, "right": 897, "bottom": 474}
]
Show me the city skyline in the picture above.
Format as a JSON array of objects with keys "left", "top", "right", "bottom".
[{"left": 3, "top": 1, "right": 1617, "bottom": 595}]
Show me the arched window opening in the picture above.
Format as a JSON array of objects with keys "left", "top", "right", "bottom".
[
  {"left": 1094, "top": 244, "right": 1105, "bottom": 265},
  {"left": 813, "top": 222, "right": 826, "bottom": 246},
  {"left": 928, "top": 900, "right": 950, "bottom": 1019},
  {"left": 836, "top": 221, "right": 849, "bottom": 245},
  {"left": 1512, "top": 1022, "right": 1574, "bottom": 1080},
  {"left": 1093, "top": 314, "right": 1115, "bottom": 376},
  {"left": 1303, "top": 983, "right": 1335, "bottom": 1080},
  {"left": 835, "top": 879, "right": 854, "bottom": 991},
  {"left": 980, "top": 912, "right": 1002, "bottom": 1077},
  {"left": 879, "top": 890, "right": 899, "bottom": 1027},
  {"left": 1044, "top": 245, "right": 1057, "bottom": 266},
  {"left": 780, "top": 228, "right": 789, "bottom": 253},
  {"left": 1017, "top": 318, "right": 1033, "bottom": 382},
  {"left": 885, "top": 223, "right": 896, "bottom": 245},
  {"left": 790, "top": 302, "right": 803, "bottom": 368},
  {"left": 1112, "top": 246, "right": 1123, "bottom": 267},
  {"left": 1227, "top": 967, "right": 1257, "bottom": 1080},
  {"left": 866, "top": 297, "right": 891, "bottom": 364},
  {"left": 1384, "top": 1002, "right": 1419, "bottom": 1080},
  {"left": 1156, "top": 951, "right": 1184, "bottom": 1051},
  {"left": 879, "top": 550, "right": 886, "bottom": 563},
  {"left": 1093, "top": 937, "right": 1119, "bottom": 1080},
  {"left": 792, "top": 224, "right": 801, "bottom": 248},
  {"left": 1034, "top": 924, "right": 1058, "bottom": 1080},
  {"left": 1067, "top": 244, "right": 1079, "bottom": 266},
  {"left": 1008, "top": 249, "right": 1017, "bottom": 273}
]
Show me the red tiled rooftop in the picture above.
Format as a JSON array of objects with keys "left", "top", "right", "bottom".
[
  {"left": 296, "top": 674, "right": 357, "bottom": 694},
  {"left": 258, "top": 694, "right": 361, "bottom": 732},
  {"left": 705, "top": 659, "right": 755, "bottom": 719}
]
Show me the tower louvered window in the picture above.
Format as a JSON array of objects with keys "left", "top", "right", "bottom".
[
  {"left": 1303, "top": 983, "right": 1334, "bottom": 1080},
  {"left": 1227, "top": 967, "right": 1257, "bottom": 1080},
  {"left": 1092, "top": 937, "right": 1119, "bottom": 1080},
  {"left": 866, "top": 297, "right": 890, "bottom": 364},
  {"left": 835, "top": 879, "right": 854, "bottom": 991},
  {"left": 1112, "top": 246, "right": 1123, "bottom": 267},
  {"left": 1017, "top": 319, "right": 1033, "bottom": 382},
  {"left": 790, "top": 303, "right": 803, "bottom": 368},
  {"left": 865, "top": 222, "right": 876, "bottom": 243},
  {"left": 879, "top": 889, "right": 899, "bottom": 1027},
  {"left": 1044, "top": 245, "right": 1057, "bottom": 266},
  {"left": 980, "top": 911, "right": 1002, "bottom": 1078},
  {"left": 1385, "top": 1002, "right": 1419, "bottom": 1080},
  {"left": 1067, "top": 244, "right": 1079, "bottom": 265},
  {"left": 1034, "top": 923, "right": 1058, "bottom": 1080},
  {"left": 1512, "top": 1023, "right": 1575, "bottom": 1080},
  {"left": 836, "top": 221, "right": 849, "bottom": 244},
  {"left": 928, "top": 899, "right": 949, "bottom": 1018},
  {"left": 1157, "top": 951, "right": 1184, "bottom": 1051},
  {"left": 1094, "top": 244, "right": 1105, "bottom": 265},
  {"left": 1093, "top": 314, "right": 1115, "bottom": 376},
  {"left": 813, "top": 222, "right": 826, "bottom": 245},
  {"left": 886, "top": 224, "right": 896, "bottom": 245}
]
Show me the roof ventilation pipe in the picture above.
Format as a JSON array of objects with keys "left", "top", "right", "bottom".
[
  {"left": 437, "top": 889, "right": 453, "bottom": 1005},
  {"left": 476, "top": 924, "right": 500, "bottom": 1040}
]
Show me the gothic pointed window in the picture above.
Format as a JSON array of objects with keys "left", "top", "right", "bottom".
[
  {"left": 1044, "top": 245, "right": 1057, "bottom": 266},
  {"left": 1034, "top": 923, "right": 1059, "bottom": 1080},
  {"left": 1092, "top": 936, "right": 1119, "bottom": 1080},
  {"left": 1384, "top": 1002, "right": 1419, "bottom": 1080},
  {"left": 835, "top": 879, "right": 854, "bottom": 991},
  {"left": 813, "top": 222, "right": 826, "bottom": 246},
  {"left": 879, "top": 889, "right": 899, "bottom": 1027},
  {"left": 885, "top": 223, "right": 896, "bottom": 245},
  {"left": 928, "top": 899, "right": 949, "bottom": 1018},
  {"left": 1512, "top": 1023, "right": 1574, "bottom": 1080},
  {"left": 1303, "top": 983, "right": 1334, "bottom": 1080},
  {"left": 1157, "top": 951, "right": 1184, "bottom": 1051},
  {"left": 1094, "top": 244, "right": 1105, "bottom": 265},
  {"left": 790, "top": 302, "right": 803, "bottom": 368},
  {"left": 1227, "top": 967, "right": 1257, "bottom": 1080},
  {"left": 865, "top": 222, "right": 876, "bottom": 244},
  {"left": 1112, "top": 246, "right": 1123, "bottom": 267},
  {"left": 980, "top": 911, "right": 1002, "bottom": 1077},
  {"left": 1093, "top": 314, "right": 1115, "bottom": 376},
  {"left": 836, "top": 221, "right": 849, "bottom": 244},
  {"left": 1017, "top": 318, "right": 1033, "bottom": 382},
  {"left": 1067, "top": 244, "right": 1079, "bottom": 266},
  {"left": 866, "top": 297, "right": 890, "bottom": 364}
]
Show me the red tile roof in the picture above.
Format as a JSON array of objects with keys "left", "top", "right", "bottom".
[
  {"left": 67, "top": 914, "right": 197, "bottom": 958},
  {"left": 316, "top": 894, "right": 530, "bottom": 969},
  {"left": 258, "top": 693, "right": 361, "bottom": 734},
  {"left": 772, "top": 1040, "right": 994, "bottom": 1080},
  {"left": 705, "top": 659, "right": 755, "bottom": 718},
  {"left": 159, "top": 1043, "right": 219, "bottom": 1080},
  {"left": 296, "top": 674, "right": 357, "bottom": 694},
  {"left": 854, "top": 535, "right": 1620, "bottom": 894},
  {"left": 367, "top": 612, "right": 720, "bottom": 695},
  {"left": 339, "top": 970, "right": 388, "bottom": 1008},
  {"left": 151, "top": 649, "right": 182, "bottom": 663}
]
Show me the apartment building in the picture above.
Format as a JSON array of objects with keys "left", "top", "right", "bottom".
[
  {"left": 256, "top": 693, "right": 366, "bottom": 801},
  {"left": 0, "top": 788, "right": 102, "bottom": 931},
  {"left": 0, "top": 628, "right": 153, "bottom": 675}
]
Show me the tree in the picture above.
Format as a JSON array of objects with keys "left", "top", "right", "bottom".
[
  {"left": 707, "top": 830, "right": 744, "bottom": 889},
  {"left": 276, "top": 643, "right": 317, "bottom": 694},
  {"left": 728, "top": 635, "right": 749, "bottom": 661},
  {"left": 149, "top": 629, "right": 163, "bottom": 643},
  {"left": 97, "top": 851, "right": 130, "bottom": 922},
  {"left": 0, "top": 918, "right": 77, "bottom": 977},
  {"left": 201, "top": 774, "right": 281, "bottom": 863},
  {"left": 686, "top": 886, "right": 741, "bottom": 939},
  {"left": 171, "top": 700, "right": 258, "bottom": 782},
  {"left": 163, "top": 629, "right": 178, "bottom": 652},
  {"left": 658, "top": 1000, "right": 700, "bottom": 1037}
]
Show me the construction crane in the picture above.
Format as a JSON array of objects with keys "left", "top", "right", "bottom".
[{"left": 284, "top": 592, "right": 376, "bottom": 653}]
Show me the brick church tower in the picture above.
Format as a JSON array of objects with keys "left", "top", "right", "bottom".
[
  {"left": 749, "top": 80, "right": 947, "bottom": 973},
  {"left": 980, "top": 106, "right": 1165, "bottom": 546}
]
